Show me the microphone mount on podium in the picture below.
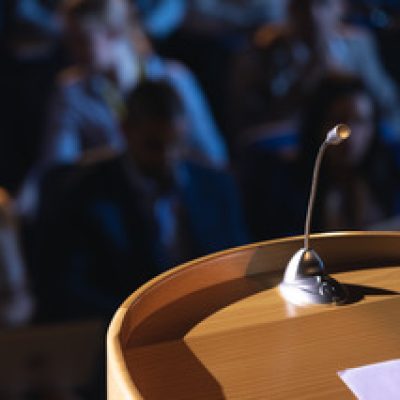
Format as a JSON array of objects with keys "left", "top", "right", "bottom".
[{"left": 279, "top": 124, "right": 350, "bottom": 306}]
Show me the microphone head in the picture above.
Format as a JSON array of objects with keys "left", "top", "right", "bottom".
[{"left": 325, "top": 124, "right": 351, "bottom": 145}]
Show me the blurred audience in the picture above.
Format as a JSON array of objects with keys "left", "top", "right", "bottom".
[
  {"left": 42, "top": 0, "right": 227, "bottom": 167},
  {"left": 231, "top": 0, "right": 400, "bottom": 142},
  {"left": 156, "top": 1, "right": 289, "bottom": 143},
  {"left": 2, "top": 1, "right": 400, "bottom": 398},
  {"left": 34, "top": 80, "right": 248, "bottom": 321},
  {"left": 239, "top": 73, "right": 400, "bottom": 240},
  {"left": 18, "top": 0, "right": 228, "bottom": 219},
  {"left": 149, "top": 1, "right": 287, "bottom": 143}
]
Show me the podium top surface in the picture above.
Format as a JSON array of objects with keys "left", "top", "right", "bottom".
[{"left": 107, "top": 232, "right": 400, "bottom": 399}]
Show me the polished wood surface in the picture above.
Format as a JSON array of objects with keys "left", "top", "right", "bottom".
[{"left": 107, "top": 232, "right": 400, "bottom": 399}]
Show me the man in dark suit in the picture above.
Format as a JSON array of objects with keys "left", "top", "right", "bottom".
[{"left": 34, "top": 80, "right": 248, "bottom": 321}]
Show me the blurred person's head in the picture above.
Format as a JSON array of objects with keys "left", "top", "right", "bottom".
[
  {"left": 122, "top": 80, "right": 187, "bottom": 188},
  {"left": 289, "top": 0, "right": 345, "bottom": 42},
  {"left": 63, "top": 0, "right": 147, "bottom": 81},
  {"left": 301, "top": 73, "right": 376, "bottom": 172}
]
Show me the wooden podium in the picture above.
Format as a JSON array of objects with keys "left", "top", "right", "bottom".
[{"left": 107, "top": 232, "right": 400, "bottom": 399}]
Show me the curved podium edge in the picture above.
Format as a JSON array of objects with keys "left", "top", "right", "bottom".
[{"left": 107, "top": 231, "right": 400, "bottom": 399}]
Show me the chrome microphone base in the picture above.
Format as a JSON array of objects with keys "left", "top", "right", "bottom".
[{"left": 279, "top": 248, "right": 347, "bottom": 306}]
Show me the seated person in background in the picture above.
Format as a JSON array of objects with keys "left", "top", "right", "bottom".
[
  {"left": 18, "top": 0, "right": 228, "bottom": 219},
  {"left": 128, "top": 0, "right": 229, "bottom": 167},
  {"left": 239, "top": 73, "right": 400, "bottom": 241},
  {"left": 231, "top": 0, "right": 400, "bottom": 143},
  {"left": 0, "top": 188, "right": 35, "bottom": 327},
  {"left": 41, "top": 0, "right": 130, "bottom": 166},
  {"left": 34, "top": 80, "right": 248, "bottom": 321},
  {"left": 299, "top": 74, "right": 400, "bottom": 231},
  {"left": 15, "top": 0, "right": 129, "bottom": 219},
  {"left": 42, "top": 0, "right": 227, "bottom": 167}
]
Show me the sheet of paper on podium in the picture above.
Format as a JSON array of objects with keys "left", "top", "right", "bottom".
[{"left": 338, "top": 359, "right": 400, "bottom": 400}]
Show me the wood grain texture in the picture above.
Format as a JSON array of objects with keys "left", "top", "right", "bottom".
[{"left": 107, "top": 232, "right": 400, "bottom": 399}]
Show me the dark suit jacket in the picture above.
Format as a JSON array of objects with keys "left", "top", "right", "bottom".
[{"left": 34, "top": 155, "right": 249, "bottom": 321}]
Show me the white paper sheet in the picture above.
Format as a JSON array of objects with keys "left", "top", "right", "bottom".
[{"left": 338, "top": 359, "right": 400, "bottom": 400}]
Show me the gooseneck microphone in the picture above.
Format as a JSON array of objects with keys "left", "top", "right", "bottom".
[
  {"left": 279, "top": 124, "right": 351, "bottom": 306},
  {"left": 304, "top": 124, "right": 351, "bottom": 250}
]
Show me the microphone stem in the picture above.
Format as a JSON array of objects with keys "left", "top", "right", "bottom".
[{"left": 304, "top": 141, "right": 328, "bottom": 250}]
